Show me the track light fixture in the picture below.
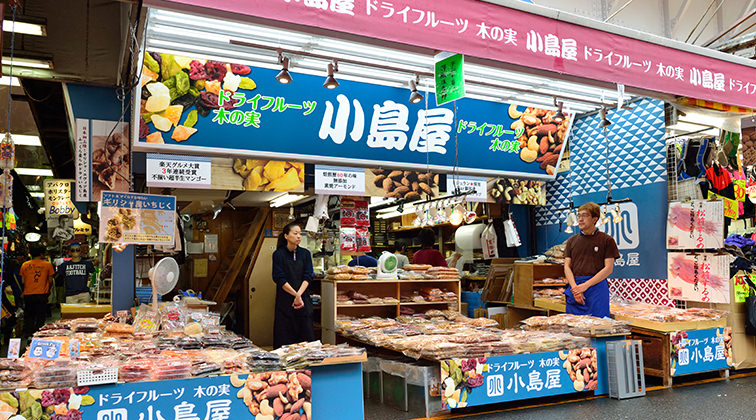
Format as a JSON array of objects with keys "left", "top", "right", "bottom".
[
  {"left": 275, "top": 51, "right": 292, "bottom": 84},
  {"left": 599, "top": 106, "right": 612, "bottom": 128},
  {"left": 409, "top": 74, "right": 423, "bottom": 104},
  {"left": 323, "top": 60, "right": 339, "bottom": 89},
  {"left": 553, "top": 97, "right": 565, "bottom": 122}
]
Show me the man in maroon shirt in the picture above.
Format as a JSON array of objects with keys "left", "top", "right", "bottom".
[{"left": 412, "top": 228, "right": 448, "bottom": 267}]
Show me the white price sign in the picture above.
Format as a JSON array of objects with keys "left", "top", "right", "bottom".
[
  {"left": 146, "top": 153, "right": 212, "bottom": 189},
  {"left": 315, "top": 165, "right": 365, "bottom": 196},
  {"left": 446, "top": 175, "right": 487, "bottom": 202}
]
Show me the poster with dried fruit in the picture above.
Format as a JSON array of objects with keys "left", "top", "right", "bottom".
[
  {"left": 135, "top": 51, "right": 571, "bottom": 181},
  {"left": 440, "top": 348, "right": 596, "bottom": 408},
  {"left": 670, "top": 327, "right": 732, "bottom": 376},
  {"left": 19, "top": 371, "right": 314, "bottom": 420},
  {"left": 487, "top": 178, "right": 546, "bottom": 205},
  {"left": 91, "top": 120, "right": 130, "bottom": 201},
  {"left": 99, "top": 191, "right": 175, "bottom": 245},
  {"left": 365, "top": 169, "right": 439, "bottom": 199},
  {"left": 224, "top": 159, "right": 304, "bottom": 192},
  {"left": 741, "top": 116, "right": 756, "bottom": 167}
]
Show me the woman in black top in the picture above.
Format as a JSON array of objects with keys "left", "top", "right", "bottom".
[{"left": 271, "top": 223, "right": 315, "bottom": 348}]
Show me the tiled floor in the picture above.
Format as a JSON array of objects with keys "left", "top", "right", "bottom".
[{"left": 365, "top": 372, "right": 756, "bottom": 420}]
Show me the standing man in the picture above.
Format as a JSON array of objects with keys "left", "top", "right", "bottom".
[
  {"left": 55, "top": 243, "right": 95, "bottom": 304},
  {"left": 20, "top": 246, "right": 54, "bottom": 337},
  {"left": 563, "top": 202, "right": 620, "bottom": 318}
]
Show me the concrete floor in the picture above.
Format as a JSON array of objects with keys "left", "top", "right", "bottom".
[{"left": 365, "top": 372, "right": 756, "bottom": 420}]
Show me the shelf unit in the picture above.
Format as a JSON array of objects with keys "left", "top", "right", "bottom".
[
  {"left": 512, "top": 262, "right": 565, "bottom": 309},
  {"left": 321, "top": 278, "right": 461, "bottom": 344}
]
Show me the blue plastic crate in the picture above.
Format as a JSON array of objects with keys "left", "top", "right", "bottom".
[{"left": 135, "top": 286, "right": 161, "bottom": 305}]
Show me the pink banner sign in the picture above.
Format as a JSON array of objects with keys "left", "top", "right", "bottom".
[{"left": 148, "top": 0, "right": 756, "bottom": 109}]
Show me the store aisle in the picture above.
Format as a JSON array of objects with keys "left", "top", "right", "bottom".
[{"left": 366, "top": 374, "right": 756, "bottom": 420}]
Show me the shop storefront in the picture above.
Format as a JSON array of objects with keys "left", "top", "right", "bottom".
[{"left": 6, "top": 1, "right": 756, "bottom": 420}]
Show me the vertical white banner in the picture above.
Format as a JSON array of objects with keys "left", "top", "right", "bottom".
[{"left": 75, "top": 118, "right": 91, "bottom": 201}]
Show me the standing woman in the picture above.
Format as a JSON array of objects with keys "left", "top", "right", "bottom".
[{"left": 272, "top": 223, "right": 315, "bottom": 348}]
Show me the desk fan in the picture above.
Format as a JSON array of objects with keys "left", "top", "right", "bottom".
[{"left": 148, "top": 257, "right": 179, "bottom": 312}]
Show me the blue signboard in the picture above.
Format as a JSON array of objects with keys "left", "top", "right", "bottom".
[
  {"left": 670, "top": 327, "right": 732, "bottom": 376},
  {"left": 134, "top": 52, "right": 573, "bottom": 179},
  {"left": 28, "top": 339, "right": 62, "bottom": 360},
  {"left": 440, "top": 348, "right": 596, "bottom": 408}
]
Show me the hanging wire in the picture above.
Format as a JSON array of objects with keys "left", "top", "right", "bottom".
[{"left": 0, "top": 4, "right": 18, "bottom": 307}]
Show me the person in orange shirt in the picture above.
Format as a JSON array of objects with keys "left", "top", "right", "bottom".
[{"left": 19, "top": 246, "right": 54, "bottom": 338}]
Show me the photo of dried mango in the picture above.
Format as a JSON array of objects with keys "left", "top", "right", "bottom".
[{"left": 232, "top": 159, "right": 304, "bottom": 192}]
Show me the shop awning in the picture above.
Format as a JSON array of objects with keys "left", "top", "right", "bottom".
[{"left": 145, "top": 0, "right": 756, "bottom": 109}]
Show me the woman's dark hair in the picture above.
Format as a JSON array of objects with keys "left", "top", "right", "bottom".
[
  {"left": 391, "top": 242, "right": 407, "bottom": 253},
  {"left": 277, "top": 223, "right": 300, "bottom": 249},
  {"left": 418, "top": 228, "right": 436, "bottom": 248}
]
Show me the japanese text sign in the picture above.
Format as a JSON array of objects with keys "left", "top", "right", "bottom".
[
  {"left": 666, "top": 200, "right": 724, "bottom": 250},
  {"left": 146, "top": 153, "right": 212, "bottom": 189},
  {"left": 315, "top": 165, "right": 366, "bottom": 196},
  {"left": 151, "top": 0, "right": 756, "bottom": 108},
  {"left": 435, "top": 53, "right": 465, "bottom": 106},
  {"left": 28, "top": 338, "right": 62, "bottom": 360},
  {"left": 440, "top": 349, "right": 596, "bottom": 408},
  {"left": 75, "top": 118, "right": 90, "bottom": 201},
  {"left": 99, "top": 191, "right": 176, "bottom": 245},
  {"left": 134, "top": 53, "right": 572, "bottom": 180},
  {"left": 44, "top": 179, "right": 77, "bottom": 219},
  {"left": 732, "top": 272, "right": 752, "bottom": 303},
  {"left": 46, "top": 371, "right": 312, "bottom": 420},
  {"left": 670, "top": 328, "right": 732, "bottom": 376},
  {"left": 446, "top": 175, "right": 487, "bottom": 202},
  {"left": 667, "top": 252, "right": 731, "bottom": 304},
  {"left": 707, "top": 192, "right": 738, "bottom": 219}
]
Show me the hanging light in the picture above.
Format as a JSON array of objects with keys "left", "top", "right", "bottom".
[
  {"left": 611, "top": 203, "right": 623, "bottom": 224},
  {"left": 275, "top": 51, "right": 293, "bottom": 84},
  {"left": 323, "top": 60, "right": 339, "bottom": 89},
  {"left": 599, "top": 106, "right": 612, "bottom": 128},
  {"left": 552, "top": 97, "right": 565, "bottom": 122},
  {"left": 408, "top": 75, "right": 423, "bottom": 104},
  {"left": 450, "top": 203, "right": 465, "bottom": 226},
  {"left": 597, "top": 205, "right": 611, "bottom": 227}
]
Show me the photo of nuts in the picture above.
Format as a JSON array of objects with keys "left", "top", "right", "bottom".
[
  {"left": 229, "top": 370, "right": 312, "bottom": 419},
  {"left": 366, "top": 168, "right": 439, "bottom": 199},
  {"left": 559, "top": 348, "right": 598, "bottom": 392},
  {"left": 511, "top": 106, "right": 570, "bottom": 173},
  {"left": 488, "top": 178, "right": 545, "bottom": 205},
  {"left": 742, "top": 123, "right": 756, "bottom": 166},
  {"left": 92, "top": 122, "right": 131, "bottom": 200},
  {"left": 439, "top": 358, "right": 484, "bottom": 409},
  {"left": 231, "top": 159, "right": 305, "bottom": 192}
]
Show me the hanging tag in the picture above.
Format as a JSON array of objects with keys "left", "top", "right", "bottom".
[{"left": 616, "top": 83, "right": 625, "bottom": 110}]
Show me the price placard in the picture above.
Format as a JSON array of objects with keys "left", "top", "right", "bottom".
[
  {"left": 146, "top": 153, "right": 212, "bottom": 189},
  {"left": 315, "top": 165, "right": 365, "bottom": 196},
  {"left": 446, "top": 175, "right": 487, "bottom": 202}
]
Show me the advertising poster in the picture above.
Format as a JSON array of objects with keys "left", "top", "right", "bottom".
[
  {"left": 441, "top": 348, "right": 596, "bottom": 408},
  {"left": 365, "top": 169, "right": 439, "bottom": 199},
  {"left": 134, "top": 51, "right": 572, "bottom": 180},
  {"left": 670, "top": 328, "right": 732, "bottom": 376},
  {"left": 667, "top": 252, "right": 731, "bottom": 303},
  {"left": 0, "top": 371, "right": 312, "bottom": 420},
  {"left": 99, "top": 191, "right": 176, "bottom": 245},
  {"left": 315, "top": 165, "right": 365, "bottom": 196},
  {"left": 487, "top": 178, "right": 546, "bottom": 205},
  {"left": 666, "top": 200, "right": 725, "bottom": 249},
  {"left": 741, "top": 116, "right": 756, "bottom": 167},
  {"left": 76, "top": 119, "right": 130, "bottom": 201},
  {"left": 43, "top": 179, "right": 78, "bottom": 242}
]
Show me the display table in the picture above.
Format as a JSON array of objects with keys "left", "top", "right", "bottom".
[
  {"left": 60, "top": 303, "right": 112, "bottom": 319},
  {"left": 4, "top": 354, "right": 366, "bottom": 420}
]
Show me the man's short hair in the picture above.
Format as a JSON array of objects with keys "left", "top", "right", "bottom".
[
  {"left": 578, "top": 202, "right": 601, "bottom": 219},
  {"left": 29, "top": 245, "right": 44, "bottom": 258}
]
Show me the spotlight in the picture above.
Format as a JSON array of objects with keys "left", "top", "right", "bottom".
[
  {"left": 450, "top": 204, "right": 465, "bottom": 226},
  {"left": 323, "top": 60, "right": 339, "bottom": 89},
  {"left": 275, "top": 51, "right": 292, "bottom": 84},
  {"left": 611, "top": 204, "right": 623, "bottom": 224},
  {"left": 553, "top": 98, "right": 565, "bottom": 122},
  {"left": 599, "top": 106, "right": 612, "bottom": 128},
  {"left": 598, "top": 205, "right": 611, "bottom": 226},
  {"left": 409, "top": 75, "right": 423, "bottom": 104}
]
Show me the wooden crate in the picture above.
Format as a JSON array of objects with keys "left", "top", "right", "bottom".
[
  {"left": 512, "top": 262, "right": 565, "bottom": 308},
  {"left": 481, "top": 258, "right": 518, "bottom": 303}
]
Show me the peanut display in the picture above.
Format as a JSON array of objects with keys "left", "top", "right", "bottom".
[
  {"left": 230, "top": 371, "right": 312, "bottom": 420},
  {"left": 370, "top": 169, "right": 438, "bottom": 199},
  {"left": 511, "top": 106, "right": 570, "bottom": 173}
]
